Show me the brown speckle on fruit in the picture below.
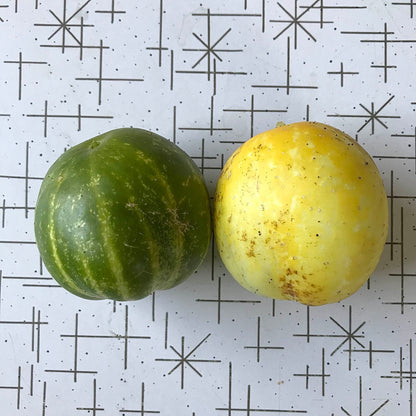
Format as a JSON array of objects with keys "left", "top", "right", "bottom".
[
  {"left": 246, "top": 240, "right": 256, "bottom": 258},
  {"left": 281, "top": 279, "right": 297, "bottom": 299}
]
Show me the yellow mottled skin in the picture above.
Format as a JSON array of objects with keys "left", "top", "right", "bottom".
[{"left": 214, "top": 122, "right": 388, "bottom": 306}]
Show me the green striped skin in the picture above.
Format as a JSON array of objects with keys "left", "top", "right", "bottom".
[{"left": 34, "top": 128, "right": 211, "bottom": 301}]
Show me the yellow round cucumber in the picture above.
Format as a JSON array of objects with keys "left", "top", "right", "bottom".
[{"left": 214, "top": 121, "right": 388, "bottom": 306}]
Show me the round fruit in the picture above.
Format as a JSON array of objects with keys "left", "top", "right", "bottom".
[
  {"left": 214, "top": 121, "right": 388, "bottom": 306},
  {"left": 34, "top": 128, "right": 211, "bottom": 301}
]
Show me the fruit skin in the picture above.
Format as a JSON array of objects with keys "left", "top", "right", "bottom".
[
  {"left": 214, "top": 121, "right": 388, "bottom": 306},
  {"left": 34, "top": 128, "right": 211, "bottom": 301}
]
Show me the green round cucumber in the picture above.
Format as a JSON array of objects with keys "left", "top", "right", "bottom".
[{"left": 34, "top": 128, "right": 211, "bottom": 301}]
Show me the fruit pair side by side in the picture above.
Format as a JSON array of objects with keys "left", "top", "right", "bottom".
[{"left": 35, "top": 122, "right": 388, "bottom": 305}]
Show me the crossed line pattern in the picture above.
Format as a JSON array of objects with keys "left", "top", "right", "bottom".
[
  {"left": 343, "top": 340, "right": 395, "bottom": 369},
  {"left": 270, "top": 0, "right": 333, "bottom": 49},
  {"left": 342, "top": 23, "right": 416, "bottom": 82},
  {"left": 155, "top": 334, "right": 221, "bottom": 389},
  {"left": 76, "top": 379, "right": 104, "bottom": 414},
  {"left": 192, "top": 1, "right": 266, "bottom": 32},
  {"left": 293, "top": 348, "right": 330, "bottom": 396},
  {"left": 35, "top": 0, "right": 95, "bottom": 58},
  {"left": 95, "top": 0, "right": 126, "bottom": 24},
  {"left": 3, "top": 52, "right": 47, "bottom": 100},
  {"left": 294, "top": 306, "right": 367, "bottom": 370},
  {"left": 0, "top": 366, "right": 22, "bottom": 410},
  {"left": 75, "top": 40, "right": 144, "bottom": 105},
  {"left": 340, "top": 376, "right": 389, "bottom": 416},
  {"left": 0, "top": 306, "right": 47, "bottom": 363},
  {"left": 380, "top": 207, "right": 416, "bottom": 314},
  {"left": 223, "top": 94, "right": 287, "bottom": 137},
  {"left": 327, "top": 95, "right": 400, "bottom": 134},
  {"left": 178, "top": 95, "right": 233, "bottom": 137},
  {"left": 252, "top": 37, "right": 318, "bottom": 94},
  {"left": 216, "top": 362, "right": 308, "bottom": 414},
  {"left": 381, "top": 339, "right": 415, "bottom": 416},
  {"left": 146, "top": 0, "right": 168, "bottom": 66},
  {"left": 392, "top": 0, "right": 416, "bottom": 18},
  {"left": 0, "top": 142, "right": 42, "bottom": 226},
  {"left": 270, "top": 0, "right": 367, "bottom": 49},
  {"left": 181, "top": 9, "right": 244, "bottom": 81},
  {"left": 118, "top": 382, "right": 160, "bottom": 415},
  {"left": 45, "top": 306, "right": 150, "bottom": 384},
  {"left": 327, "top": 62, "right": 359, "bottom": 87},
  {"left": 243, "top": 316, "right": 284, "bottom": 363},
  {"left": 25, "top": 101, "right": 114, "bottom": 137},
  {"left": 195, "top": 275, "right": 261, "bottom": 325}
]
